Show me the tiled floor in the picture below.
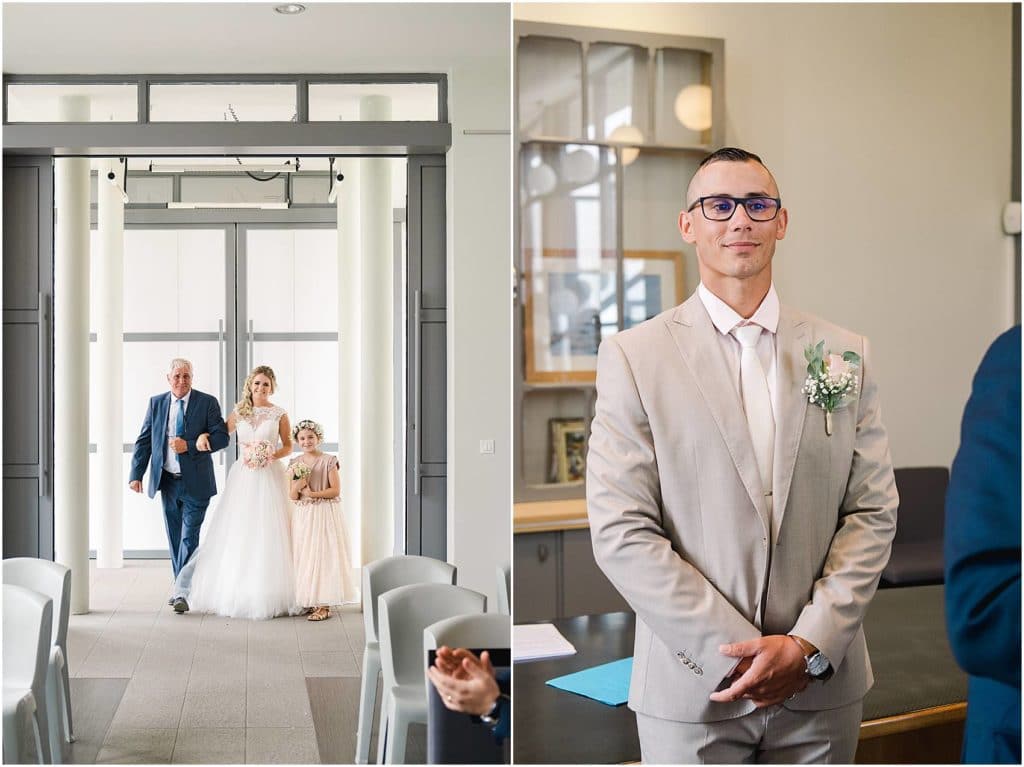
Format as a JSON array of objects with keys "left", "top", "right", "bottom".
[{"left": 63, "top": 560, "right": 410, "bottom": 764}]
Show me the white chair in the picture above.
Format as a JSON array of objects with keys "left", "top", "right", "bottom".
[
  {"left": 495, "top": 564, "right": 510, "bottom": 616},
  {"left": 423, "top": 613, "right": 511, "bottom": 765},
  {"left": 357, "top": 555, "right": 456, "bottom": 764},
  {"left": 424, "top": 612, "right": 511, "bottom": 655},
  {"left": 4, "top": 558, "right": 74, "bottom": 764},
  {"left": 377, "top": 583, "right": 486, "bottom": 764},
  {"left": 3, "top": 583, "right": 53, "bottom": 765}
]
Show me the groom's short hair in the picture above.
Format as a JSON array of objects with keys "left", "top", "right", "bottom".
[
  {"left": 685, "top": 146, "right": 779, "bottom": 208},
  {"left": 168, "top": 358, "right": 193, "bottom": 374}
]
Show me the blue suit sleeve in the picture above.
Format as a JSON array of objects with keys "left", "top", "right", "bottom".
[
  {"left": 129, "top": 397, "right": 155, "bottom": 483},
  {"left": 491, "top": 667, "right": 511, "bottom": 741},
  {"left": 187, "top": 393, "right": 230, "bottom": 455},
  {"left": 944, "top": 326, "right": 1021, "bottom": 688}
]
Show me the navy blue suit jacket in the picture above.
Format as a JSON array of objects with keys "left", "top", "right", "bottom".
[
  {"left": 944, "top": 326, "right": 1021, "bottom": 764},
  {"left": 129, "top": 388, "right": 230, "bottom": 501}
]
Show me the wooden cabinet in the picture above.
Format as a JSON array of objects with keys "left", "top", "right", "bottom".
[
  {"left": 562, "top": 529, "right": 630, "bottom": 618},
  {"left": 514, "top": 527, "right": 630, "bottom": 622},
  {"left": 513, "top": 531, "right": 559, "bottom": 622}
]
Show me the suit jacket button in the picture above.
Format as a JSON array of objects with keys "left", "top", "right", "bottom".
[{"left": 695, "top": 668, "right": 703, "bottom": 675}]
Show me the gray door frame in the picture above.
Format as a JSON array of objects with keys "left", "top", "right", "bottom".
[
  {"left": 2, "top": 155, "right": 54, "bottom": 559},
  {"left": 3, "top": 120, "right": 448, "bottom": 560},
  {"left": 405, "top": 155, "right": 447, "bottom": 559}
]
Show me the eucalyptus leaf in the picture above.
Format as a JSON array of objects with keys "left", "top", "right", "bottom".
[{"left": 843, "top": 351, "right": 862, "bottom": 366}]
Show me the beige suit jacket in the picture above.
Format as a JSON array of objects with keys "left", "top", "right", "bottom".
[{"left": 587, "top": 293, "right": 898, "bottom": 723}]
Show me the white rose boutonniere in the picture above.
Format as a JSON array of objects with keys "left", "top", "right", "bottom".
[{"left": 801, "top": 340, "right": 862, "bottom": 436}]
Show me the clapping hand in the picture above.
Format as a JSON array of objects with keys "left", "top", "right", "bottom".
[{"left": 427, "top": 647, "right": 500, "bottom": 716}]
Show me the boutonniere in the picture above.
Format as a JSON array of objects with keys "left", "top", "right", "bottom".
[{"left": 801, "top": 340, "right": 861, "bottom": 436}]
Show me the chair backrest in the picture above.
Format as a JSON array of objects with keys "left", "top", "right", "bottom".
[
  {"left": 893, "top": 467, "right": 949, "bottom": 542},
  {"left": 362, "top": 555, "right": 456, "bottom": 643},
  {"left": 378, "top": 583, "right": 486, "bottom": 690},
  {"left": 424, "top": 613, "right": 511, "bottom": 653},
  {"left": 4, "top": 557, "right": 71, "bottom": 654},
  {"left": 2, "top": 583, "right": 53, "bottom": 700},
  {"left": 495, "top": 564, "right": 510, "bottom": 616}
]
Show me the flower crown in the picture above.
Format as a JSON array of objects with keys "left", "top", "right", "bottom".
[{"left": 292, "top": 419, "right": 324, "bottom": 441}]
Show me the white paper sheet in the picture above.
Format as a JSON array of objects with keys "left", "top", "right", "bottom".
[{"left": 513, "top": 622, "right": 578, "bottom": 663}]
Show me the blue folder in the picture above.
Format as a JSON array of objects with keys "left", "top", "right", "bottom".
[{"left": 545, "top": 657, "right": 633, "bottom": 706}]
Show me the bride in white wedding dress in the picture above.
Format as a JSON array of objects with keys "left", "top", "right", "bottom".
[{"left": 172, "top": 365, "right": 300, "bottom": 620}]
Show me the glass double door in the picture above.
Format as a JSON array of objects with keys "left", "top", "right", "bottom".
[{"left": 89, "top": 221, "right": 340, "bottom": 554}]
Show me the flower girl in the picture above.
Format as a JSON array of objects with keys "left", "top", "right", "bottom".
[{"left": 287, "top": 419, "right": 358, "bottom": 620}]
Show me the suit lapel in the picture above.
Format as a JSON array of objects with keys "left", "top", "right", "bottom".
[
  {"left": 667, "top": 295, "right": 768, "bottom": 530},
  {"left": 182, "top": 392, "right": 198, "bottom": 435},
  {"left": 155, "top": 393, "right": 171, "bottom": 462},
  {"left": 771, "top": 307, "right": 810, "bottom": 542}
]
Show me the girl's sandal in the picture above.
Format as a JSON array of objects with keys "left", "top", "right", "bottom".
[{"left": 308, "top": 606, "right": 330, "bottom": 621}]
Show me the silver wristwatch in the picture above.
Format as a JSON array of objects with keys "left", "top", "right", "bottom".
[
  {"left": 804, "top": 649, "right": 833, "bottom": 680},
  {"left": 479, "top": 698, "right": 501, "bottom": 726}
]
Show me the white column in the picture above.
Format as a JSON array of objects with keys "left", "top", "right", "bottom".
[
  {"left": 54, "top": 96, "right": 91, "bottom": 613},
  {"left": 337, "top": 159, "right": 363, "bottom": 568},
  {"left": 95, "top": 159, "right": 124, "bottom": 569},
  {"left": 360, "top": 95, "right": 394, "bottom": 562}
]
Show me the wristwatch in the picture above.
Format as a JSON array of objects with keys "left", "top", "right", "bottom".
[
  {"left": 479, "top": 697, "right": 502, "bottom": 726},
  {"left": 789, "top": 635, "right": 833, "bottom": 681}
]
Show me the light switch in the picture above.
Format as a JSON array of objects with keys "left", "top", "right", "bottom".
[{"left": 479, "top": 439, "right": 495, "bottom": 454}]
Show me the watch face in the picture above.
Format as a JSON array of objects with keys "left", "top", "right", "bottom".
[{"left": 806, "top": 652, "right": 830, "bottom": 678}]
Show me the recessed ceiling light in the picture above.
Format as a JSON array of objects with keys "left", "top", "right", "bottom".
[{"left": 275, "top": 3, "right": 306, "bottom": 15}]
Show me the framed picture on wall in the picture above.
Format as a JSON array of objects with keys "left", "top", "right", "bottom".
[
  {"left": 523, "top": 248, "right": 685, "bottom": 383},
  {"left": 548, "top": 417, "right": 587, "bottom": 484}
]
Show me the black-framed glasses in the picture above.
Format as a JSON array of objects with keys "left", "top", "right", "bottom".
[{"left": 687, "top": 196, "right": 782, "bottom": 222}]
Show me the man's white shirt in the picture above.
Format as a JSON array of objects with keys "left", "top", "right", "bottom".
[
  {"left": 697, "top": 282, "right": 780, "bottom": 420},
  {"left": 163, "top": 391, "right": 192, "bottom": 474}
]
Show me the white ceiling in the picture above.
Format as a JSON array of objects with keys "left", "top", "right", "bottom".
[{"left": 3, "top": 2, "right": 509, "bottom": 74}]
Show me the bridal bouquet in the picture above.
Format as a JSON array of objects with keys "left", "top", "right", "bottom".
[
  {"left": 243, "top": 440, "right": 274, "bottom": 469},
  {"left": 291, "top": 462, "right": 312, "bottom": 481},
  {"left": 801, "top": 340, "right": 861, "bottom": 435}
]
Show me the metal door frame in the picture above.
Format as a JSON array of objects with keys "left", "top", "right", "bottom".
[{"left": 4, "top": 136, "right": 447, "bottom": 561}]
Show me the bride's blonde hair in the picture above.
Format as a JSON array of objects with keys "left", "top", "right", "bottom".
[{"left": 235, "top": 365, "right": 277, "bottom": 417}]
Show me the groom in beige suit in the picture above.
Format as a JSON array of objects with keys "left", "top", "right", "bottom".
[{"left": 587, "top": 147, "right": 898, "bottom": 763}]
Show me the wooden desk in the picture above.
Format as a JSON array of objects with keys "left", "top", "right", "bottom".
[{"left": 513, "top": 585, "right": 966, "bottom": 764}]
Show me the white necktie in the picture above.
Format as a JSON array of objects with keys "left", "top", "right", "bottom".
[{"left": 733, "top": 324, "right": 774, "bottom": 498}]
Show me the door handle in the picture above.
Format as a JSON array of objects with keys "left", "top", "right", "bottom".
[
  {"left": 218, "top": 318, "right": 225, "bottom": 466},
  {"left": 37, "top": 292, "right": 49, "bottom": 497},
  {"left": 412, "top": 289, "right": 421, "bottom": 496}
]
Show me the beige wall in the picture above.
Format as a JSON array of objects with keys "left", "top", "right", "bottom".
[
  {"left": 447, "top": 42, "right": 513, "bottom": 606},
  {"left": 515, "top": 2, "right": 1017, "bottom": 469}
]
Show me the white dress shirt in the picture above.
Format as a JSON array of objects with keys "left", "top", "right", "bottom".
[
  {"left": 697, "top": 282, "right": 780, "bottom": 419},
  {"left": 163, "top": 391, "right": 192, "bottom": 474}
]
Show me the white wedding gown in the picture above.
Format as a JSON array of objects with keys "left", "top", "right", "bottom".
[{"left": 174, "top": 405, "right": 299, "bottom": 620}]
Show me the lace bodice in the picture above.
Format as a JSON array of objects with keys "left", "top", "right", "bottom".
[{"left": 236, "top": 405, "right": 286, "bottom": 444}]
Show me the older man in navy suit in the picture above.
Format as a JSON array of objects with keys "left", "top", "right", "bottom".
[
  {"left": 945, "top": 326, "right": 1021, "bottom": 764},
  {"left": 129, "top": 359, "right": 230, "bottom": 597}
]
